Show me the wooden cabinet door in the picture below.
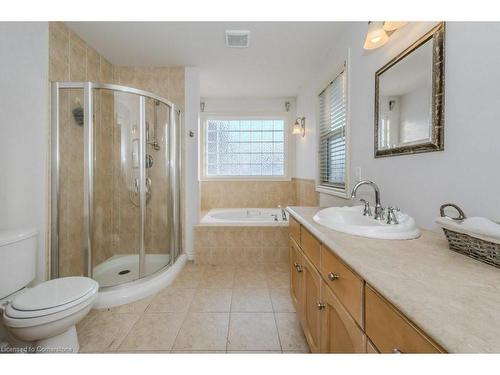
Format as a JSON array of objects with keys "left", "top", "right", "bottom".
[
  {"left": 289, "top": 239, "right": 304, "bottom": 320},
  {"left": 365, "top": 285, "right": 443, "bottom": 353},
  {"left": 320, "top": 281, "right": 366, "bottom": 353},
  {"left": 301, "top": 254, "right": 322, "bottom": 353}
]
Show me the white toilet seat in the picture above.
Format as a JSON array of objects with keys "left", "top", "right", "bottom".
[{"left": 3, "top": 277, "right": 98, "bottom": 327}]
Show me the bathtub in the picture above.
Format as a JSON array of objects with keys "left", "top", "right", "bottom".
[{"left": 200, "top": 208, "right": 289, "bottom": 226}]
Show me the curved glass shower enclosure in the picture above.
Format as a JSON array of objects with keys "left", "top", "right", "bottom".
[{"left": 51, "top": 82, "right": 181, "bottom": 289}]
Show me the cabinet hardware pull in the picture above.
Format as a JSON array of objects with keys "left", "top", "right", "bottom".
[
  {"left": 328, "top": 272, "right": 339, "bottom": 281},
  {"left": 392, "top": 348, "right": 403, "bottom": 354},
  {"left": 294, "top": 262, "right": 303, "bottom": 273},
  {"left": 317, "top": 302, "right": 326, "bottom": 310}
]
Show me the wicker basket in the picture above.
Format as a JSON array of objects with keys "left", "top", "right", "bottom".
[{"left": 442, "top": 228, "right": 500, "bottom": 269}]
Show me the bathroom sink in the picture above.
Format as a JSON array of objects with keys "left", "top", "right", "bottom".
[{"left": 313, "top": 206, "right": 421, "bottom": 240}]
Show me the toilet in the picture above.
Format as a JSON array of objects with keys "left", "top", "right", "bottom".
[{"left": 0, "top": 229, "right": 98, "bottom": 353}]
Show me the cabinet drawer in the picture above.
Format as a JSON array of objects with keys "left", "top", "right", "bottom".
[
  {"left": 320, "top": 245, "right": 364, "bottom": 327},
  {"left": 301, "top": 227, "right": 321, "bottom": 269},
  {"left": 289, "top": 216, "right": 301, "bottom": 245},
  {"left": 365, "top": 285, "right": 443, "bottom": 353}
]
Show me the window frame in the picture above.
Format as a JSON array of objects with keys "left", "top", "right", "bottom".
[
  {"left": 316, "top": 55, "right": 351, "bottom": 199},
  {"left": 200, "top": 112, "right": 292, "bottom": 181}
]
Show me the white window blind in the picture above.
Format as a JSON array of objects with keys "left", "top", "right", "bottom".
[
  {"left": 318, "top": 67, "right": 347, "bottom": 190},
  {"left": 205, "top": 119, "right": 285, "bottom": 177}
]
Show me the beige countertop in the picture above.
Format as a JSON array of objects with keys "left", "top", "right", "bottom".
[{"left": 287, "top": 206, "right": 500, "bottom": 353}]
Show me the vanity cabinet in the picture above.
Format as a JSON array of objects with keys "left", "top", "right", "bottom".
[
  {"left": 365, "top": 285, "right": 442, "bottom": 353},
  {"left": 288, "top": 217, "right": 444, "bottom": 354},
  {"left": 320, "top": 281, "right": 366, "bottom": 353}
]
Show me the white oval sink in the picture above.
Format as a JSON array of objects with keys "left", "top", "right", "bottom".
[{"left": 313, "top": 206, "right": 421, "bottom": 240}]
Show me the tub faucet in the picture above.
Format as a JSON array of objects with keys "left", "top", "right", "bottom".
[
  {"left": 278, "top": 205, "right": 288, "bottom": 221},
  {"left": 351, "top": 180, "right": 384, "bottom": 220}
]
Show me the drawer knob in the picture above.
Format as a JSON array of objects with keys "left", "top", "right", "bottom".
[
  {"left": 317, "top": 302, "right": 326, "bottom": 310},
  {"left": 328, "top": 272, "right": 339, "bottom": 281},
  {"left": 392, "top": 348, "right": 403, "bottom": 354},
  {"left": 294, "top": 262, "right": 303, "bottom": 273}
]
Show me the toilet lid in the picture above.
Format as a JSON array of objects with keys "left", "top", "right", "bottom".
[{"left": 11, "top": 277, "right": 98, "bottom": 311}]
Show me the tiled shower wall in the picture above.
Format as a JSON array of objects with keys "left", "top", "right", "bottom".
[
  {"left": 49, "top": 22, "right": 185, "bottom": 276},
  {"left": 200, "top": 178, "right": 319, "bottom": 211}
]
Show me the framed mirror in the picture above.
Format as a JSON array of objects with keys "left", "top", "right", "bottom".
[{"left": 375, "top": 22, "right": 445, "bottom": 157}]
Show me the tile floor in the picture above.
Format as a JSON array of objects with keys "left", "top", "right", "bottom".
[{"left": 76, "top": 261, "right": 310, "bottom": 353}]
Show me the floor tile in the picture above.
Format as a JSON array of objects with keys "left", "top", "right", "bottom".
[
  {"left": 190, "top": 288, "right": 233, "bottom": 312},
  {"left": 108, "top": 296, "right": 154, "bottom": 314},
  {"left": 231, "top": 288, "right": 273, "bottom": 312},
  {"left": 77, "top": 312, "right": 140, "bottom": 353},
  {"left": 270, "top": 288, "right": 295, "bottom": 313},
  {"left": 275, "top": 313, "right": 309, "bottom": 352},
  {"left": 264, "top": 263, "right": 290, "bottom": 274},
  {"left": 234, "top": 269, "right": 268, "bottom": 288},
  {"left": 117, "top": 313, "right": 186, "bottom": 351},
  {"left": 266, "top": 271, "right": 289, "bottom": 289},
  {"left": 202, "top": 267, "right": 235, "bottom": 288},
  {"left": 173, "top": 312, "right": 230, "bottom": 351},
  {"left": 227, "top": 351, "right": 282, "bottom": 354},
  {"left": 170, "top": 264, "right": 205, "bottom": 288},
  {"left": 227, "top": 313, "right": 281, "bottom": 351},
  {"left": 147, "top": 288, "right": 196, "bottom": 313}
]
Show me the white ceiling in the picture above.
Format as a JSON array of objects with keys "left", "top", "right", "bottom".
[{"left": 65, "top": 22, "right": 346, "bottom": 97}]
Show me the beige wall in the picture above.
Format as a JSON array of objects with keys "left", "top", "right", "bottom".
[
  {"left": 49, "top": 22, "right": 185, "bottom": 276},
  {"left": 200, "top": 178, "right": 318, "bottom": 211}
]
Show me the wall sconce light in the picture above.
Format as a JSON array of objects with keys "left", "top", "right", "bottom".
[
  {"left": 363, "top": 21, "right": 407, "bottom": 50},
  {"left": 293, "top": 117, "right": 306, "bottom": 137}
]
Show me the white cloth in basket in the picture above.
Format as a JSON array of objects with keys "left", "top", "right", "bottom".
[{"left": 435, "top": 216, "right": 500, "bottom": 245}]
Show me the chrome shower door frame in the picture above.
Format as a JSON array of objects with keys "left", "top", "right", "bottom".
[{"left": 50, "top": 81, "right": 180, "bottom": 284}]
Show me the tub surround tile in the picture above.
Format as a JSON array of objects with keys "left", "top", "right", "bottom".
[
  {"left": 227, "top": 313, "right": 281, "bottom": 351},
  {"left": 173, "top": 313, "right": 230, "bottom": 351}
]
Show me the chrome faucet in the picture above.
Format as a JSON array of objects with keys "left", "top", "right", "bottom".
[
  {"left": 351, "top": 180, "right": 384, "bottom": 220},
  {"left": 278, "top": 205, "right": 288, "bottom": 221}
]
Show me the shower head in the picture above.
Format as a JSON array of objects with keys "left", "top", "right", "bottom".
[{"left": 72, "top": 106, "right": 84, "bottom": 126}]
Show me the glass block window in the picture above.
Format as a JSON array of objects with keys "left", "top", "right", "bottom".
[{"left": 205, "top": 118, "right": 286, "bottom": 177}]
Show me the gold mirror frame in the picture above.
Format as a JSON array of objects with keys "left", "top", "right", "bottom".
[{"left": 374, "top": 22, "right": 445, "bottom": 158}]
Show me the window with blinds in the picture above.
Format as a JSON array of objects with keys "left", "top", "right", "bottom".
[{"left": 318, "top": 67, "right": 347, "bottom": 191}]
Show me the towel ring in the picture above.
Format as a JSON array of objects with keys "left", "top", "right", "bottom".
[{"left": 440, "top": 203, "right": 466, "bottom": 222}]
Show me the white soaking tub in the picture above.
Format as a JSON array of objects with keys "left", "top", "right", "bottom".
[{"left": 200, "top": 208, "right": 289, "bottom": 226}]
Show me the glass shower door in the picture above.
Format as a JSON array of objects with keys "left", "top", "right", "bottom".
[
  {"left": 144, "top": 98, "right": 171, "bottom": 276},
  {"left": 91, "top": 89, "right": 143, "bottom": 287}
]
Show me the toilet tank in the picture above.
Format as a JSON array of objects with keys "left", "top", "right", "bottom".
[{"left": 0, "top": 229, "right": 38, "bottom": 299}]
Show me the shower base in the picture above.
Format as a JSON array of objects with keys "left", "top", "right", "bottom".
[
  {"left": 92, "top": 253, "right": 187, "bottom": 309},
  {"left": 93, "top": 254, "right": 170, "bottom": 288}
]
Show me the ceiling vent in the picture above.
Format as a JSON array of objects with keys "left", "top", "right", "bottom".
[{"left": 225, "top": 30, "right": 250, "bottom": 48}]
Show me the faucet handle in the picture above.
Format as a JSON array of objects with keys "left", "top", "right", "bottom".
[
  {"left": 386, "top": 206, "right": 399, "bottom": 225},
  {"left": 359, "top": 199, "right": 372, "bottom": 217}
]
